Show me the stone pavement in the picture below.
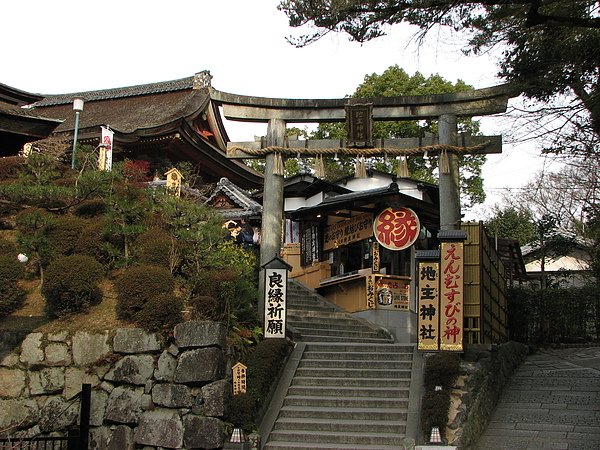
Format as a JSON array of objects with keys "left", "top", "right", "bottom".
[{"left": 473, "top": 346, "right": 600, "bottom": 450}]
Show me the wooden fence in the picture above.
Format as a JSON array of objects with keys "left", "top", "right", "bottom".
[{"left": 462, "top": 222, "right": 509, "bottom": 345}]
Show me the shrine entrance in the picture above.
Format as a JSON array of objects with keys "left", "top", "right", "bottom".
[{"left": 209, "top": 84, "right": 513, "bottom": 336}]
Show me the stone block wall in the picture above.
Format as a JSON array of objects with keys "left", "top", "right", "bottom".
[
  {"left": 0, "top": 321, "right": 232, "bottom": 449},
  {"left": 445, "top": 341, "right": 529, "bottom": 448}
]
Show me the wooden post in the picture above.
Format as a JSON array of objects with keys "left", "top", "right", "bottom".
[
  {"left": 258, "top": 119, "right": 286, "bottom": 321},
  {"left": 438, "top": 114, "right": 461, "bottom": 230}
]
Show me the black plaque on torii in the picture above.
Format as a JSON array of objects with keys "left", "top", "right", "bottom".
[{"left": 345, "top": 102, "right": 373, "bottom": 148}]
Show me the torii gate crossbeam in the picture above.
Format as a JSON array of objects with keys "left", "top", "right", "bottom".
[{"left": 210, "top": 85, "right": 514, "bottom": 320}]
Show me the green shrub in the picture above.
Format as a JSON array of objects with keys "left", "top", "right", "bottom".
[
  {"left": 114, "top": 264, "right": 175, "bottom": 321},
  {"left": 224, "top": 338, "right": 292, "bottom": 433},
  {"left": 73, "top": 219, "right": 113, "bottom": 266},
  {"left": 74, "top": 199, "right": 107, "bottom": 218},
  {"left": 247, "top": 339, "right": 293, "bottom": 405},
  {"left": 420, "top": 352, "right": 462, "bottom": 441},
  {"left": 46, "top": 215, "right": 87, "bottom": 257},
  {"left": 423, "top": 352, "right": 461, "bottom": 390},
  {"left": 0, "top": 254, "right": 26, "bottom": 318},
  {"left": 188, "top": 295, "right": 225, "bottom": 322},
  {"left": 0, "top": 255, "right": 23, "bottom": 281},
  {"left": 227, "top": 393, "right": 257, "bottom": 431},
  {"left": 42, "top": 254, "right": 104, "bottom": 317},
  {"left": 0, "top": 238, "right": 17, "bottom": 257},
  {"left": 135, "top": 228, "right": 175, "bottom": 269},
  {"left": 0, "top": 156, "right": 24, "bottom": 179},
  {"left": 135, "top": 292, "right": 183, "bottom": 331},
  {"left": 0, "top": 285, "right": 27, "bottom": 318}
]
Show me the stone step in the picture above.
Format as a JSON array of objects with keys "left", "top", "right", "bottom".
[
  {"left": 292, "top": 326, "right": 384, "bottom": 339},
  {"left": 277, "top": 405, "right": 408, "bottom": 421},
  {"left": 272, "top": 417, "right": 406, "bottom": 434},
  {"left": 283, "top": 395, "right": 409, "bottom": 409},
  {"left": 299, "top": 358, "right": 412, "bottom": 370},
  {"left": 265, "top": 443, "right": 408, "bottom": 450},
  {"left": 304, "top": 342, "right": 412, "bottom": 353},
  {"left": 303, "top": 350, "right": 412, "bottom": 361},
  {"left": 295, "top": 367, "right": 412, "bottom": 378},
  {"left": 291, "top": 376, "right": 411, "bottom": 388},
  {"left": 298, "top": 334, "right": 395, "bottom": 343},
  {"left": 287, "top": 315, "right": 369, "bottom": 326},
  {"left": 287, "top": 385, "right": 410, "bottom": 398},
  {"left": 267, "top": 430, "right": 411, "bottom": 446}
]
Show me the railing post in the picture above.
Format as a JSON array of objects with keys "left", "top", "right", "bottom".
[{"left": 79, "top": 383, "right": 91, "bottom": 450}]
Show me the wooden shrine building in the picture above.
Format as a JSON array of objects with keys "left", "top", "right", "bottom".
[
  {"left": 30, "top": 72, "right": 262, "bottom": 189},
  {"left": 0, "top": 83, "right": 62, "bottom": 156}
]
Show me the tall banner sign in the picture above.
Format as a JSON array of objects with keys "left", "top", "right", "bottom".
[
  {"left": 264, "top": 266, "right": 288, "bottom": 338},
  {"left": 418, "top": 261, "right": 440, "bottom": 351},
  {"left": 373, "top": 207, "right": 420, "bottom": 251},
  {"left": 440, "top": 242, "right": 464, "bottom": 351},
  {"left": 100, "top": 126, "right": 114, "bottom": 171}
]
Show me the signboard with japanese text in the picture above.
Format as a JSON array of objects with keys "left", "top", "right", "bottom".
[
  {"left": 264, "top": 268, "right": 287, "bottom": 338},
  {"left": 372, "top": 242, "right": 380, "bottom": 273},
  {"left": 375, "top": 276, "right": 410, "bottom": 310},
  {"left": 323, "top": 213, "right": 373, "bottom": 251},
  {"left": 440, "top": 242, "right": 464, "bottom": 351},
  {"left": 365, "top": 275, "right": 376, "bottom": 309},
  {"left": 373, "top": 207, "right": 420, "bottom": 251},
  {"left": 232, "top": 362, "right": 247, "bottom": 395},
  {"left": 418, "top": 262, "right": 440, "bottom": 351}
]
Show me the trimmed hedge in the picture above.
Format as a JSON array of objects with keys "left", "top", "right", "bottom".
[
  {"left": 135, "top": 228, "right": 175, "bottom": 269},
  {"left": 0, "top": 254, "right": 26, "bottom": 317},
  {"left": 421, "top": 352, "right": 461, "bottom": 442},
  {"left": 226, "top": 338, "right": 293, "bottom": 433},
  {"left": 135, "top": 292, "right": 183, "bottom": 332},
  {"left": 42, "top": 254, "right": 104, "bottom": 317},
  {"left": 46, "top": 215, "right": 87, "bottom": 257},
  {"left": 114, "top": 264, "right": 175, "bottom": 321},
  {"left": 0, "top": 237, "right": 17, "bottom": 256}
]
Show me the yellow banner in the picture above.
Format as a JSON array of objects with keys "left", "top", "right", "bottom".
[
  {"left": 418, "top": 262, "right": 440, "bottom": 351},
  {"left": 323, "top": 213, "right": 373, "bottom": 251},
  {"left": 440, "top": 243, "right": 464, "bottom": 351}
]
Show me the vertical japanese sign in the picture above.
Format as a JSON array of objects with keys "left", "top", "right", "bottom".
[
  {"left": 372, "top": 242, "right": 380, "bottom": 273},
  {"left": 232, "top": 362, "right": 247, "bottom": 395},
  {"left": 264, "top": 267, "right": 287, "bottom": 338},
  {"left": 100, "top": 126, "right": 113, "bottom": 171},
  {"left": 418, "top": 262, "right": 440, "bottom": 351},
  {"left": 440, "top": 242, "right": 464, "bottom": 351},
  {"left": 365, "top": 275, "right": 376, "bottom": 309}
]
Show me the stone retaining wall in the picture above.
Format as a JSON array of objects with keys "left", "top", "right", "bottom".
[
  {"left": 0, "top": 321, "right": 231, "bottom": 449},
  {"left": 446, "top": 341, "right": 529, "bottom": 449}
]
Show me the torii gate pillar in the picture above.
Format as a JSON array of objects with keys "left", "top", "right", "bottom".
[
  {"left": 439, "top": 114, "right": 461, "bottom": 230},
  {"left": 258, "top": 119, "right": 286, "bottom": 320}
]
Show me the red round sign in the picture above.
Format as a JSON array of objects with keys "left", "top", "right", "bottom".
[{"left": 373, "top": 207, "right": 420, "bottom": 250}]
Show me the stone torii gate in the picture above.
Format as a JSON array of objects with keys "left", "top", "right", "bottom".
[{"left": 209, "top": 85, "right": 512, "bottom": 317}]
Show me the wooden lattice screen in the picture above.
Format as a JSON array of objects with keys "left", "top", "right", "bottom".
[{"left": 461, "top": 222, "right": 509, "bottom": 345}]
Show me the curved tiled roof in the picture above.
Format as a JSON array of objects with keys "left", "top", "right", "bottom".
[{"left": 33, "top": 76, "right": 195, "bottom": 107}]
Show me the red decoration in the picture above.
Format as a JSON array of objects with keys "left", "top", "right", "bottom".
[{"left": 373, "top": 207, "right": 420, "bottom": 251}]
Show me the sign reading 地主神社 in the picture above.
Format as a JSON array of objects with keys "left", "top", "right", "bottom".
[
  {"left": 373, "top": 207, "right": 420, "bottom": 251},
  {"left": 440, "top": 242, "right": 464, "bottom": 351},
  {"left": 418, "top": 261, "right": 440, "bottom": 351}
]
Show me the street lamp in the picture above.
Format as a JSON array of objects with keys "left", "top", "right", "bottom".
[{"left": 71, "top": 97, "right": 84, "bottom": 169}]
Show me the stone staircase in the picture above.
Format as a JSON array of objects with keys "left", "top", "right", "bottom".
[{"left": 263, "top": 280, "right": 417, "bottom": 450}]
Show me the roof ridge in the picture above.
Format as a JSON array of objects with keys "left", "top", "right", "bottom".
[{"left": 33, "top": 75, "right": 196, "bottom": 107}]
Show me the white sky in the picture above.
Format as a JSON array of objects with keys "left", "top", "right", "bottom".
[{"left": 2, "top": 0, "right": 561, "bottom": 218}]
